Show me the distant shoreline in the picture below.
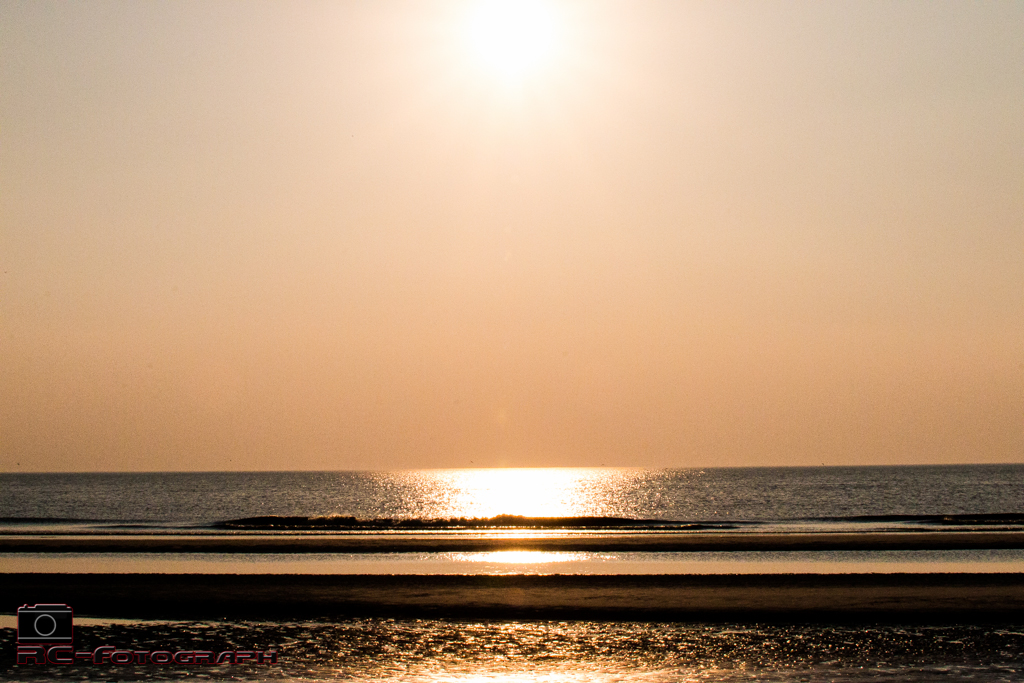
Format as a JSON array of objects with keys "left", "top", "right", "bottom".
[
  {"left": 3, "top": 530, "right": 1024, "bottom": 553},
  {"left": 3, "top": 573, "right": 1023, "bottom": 622}
]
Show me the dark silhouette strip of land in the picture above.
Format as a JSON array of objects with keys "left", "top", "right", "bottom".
[
  {"left": 213, "top": 514, "right": 728, "bottom": 530},
  {"left": 212, "top": 513, "right": 1024, "bottom": 530}
]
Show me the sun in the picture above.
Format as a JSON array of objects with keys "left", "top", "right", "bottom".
[{"left": 464, "top": 0, "right": 560, "bottom": 84}]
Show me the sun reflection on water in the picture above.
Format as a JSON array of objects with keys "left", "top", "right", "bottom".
[
  {"left": 60, "top": 618, "right": 1019, "bottom": 683},
  {"left": 452, "top": 551, "right": 588, "bottom": 564},
  {"left": 400, "top": 468, "right": 635, "bottom": 520}
]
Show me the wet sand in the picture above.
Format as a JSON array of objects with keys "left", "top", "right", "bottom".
[
  {"left": 4, "top": 572, "right": 1023, "bottom": 622},
  {"left": 3, "top": 530, "right": 1024, "bottom": 553}
]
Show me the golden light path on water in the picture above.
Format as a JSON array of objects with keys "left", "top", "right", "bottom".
[
  {"left": 397, "top": 468, "right": 636, "bottom": 520},
  {"left": 452, "top": 551, "right": 587, "bottom": 564}
]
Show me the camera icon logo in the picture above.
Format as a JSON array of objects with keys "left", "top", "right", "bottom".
[{"left": 17, "top": 604, "right": 74, "bottom": 644}]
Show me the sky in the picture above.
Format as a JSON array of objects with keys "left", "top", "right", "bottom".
[{"left": 1, "top": 0, "right": 1022, "bottom": 472}]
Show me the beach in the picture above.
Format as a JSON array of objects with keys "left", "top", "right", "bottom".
[
  {"left": 4, "top": 572, "right": 1023, "bottom": 623},
  {"left": 5, "top": 610, "right": 1023, "bottom": 682},
  {"left": 5, "top": 528, "right": 1024, "bottom": 621}
]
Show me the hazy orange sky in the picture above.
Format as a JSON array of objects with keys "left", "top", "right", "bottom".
[{"left": 2, "top": 1, "right": 1021, "bottom": 472}]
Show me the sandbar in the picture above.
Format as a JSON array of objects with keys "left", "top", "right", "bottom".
[{"left": 3, "top": 531, "right": 1024, "bottom": 554}]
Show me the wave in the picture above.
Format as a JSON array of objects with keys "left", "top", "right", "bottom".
[
  {"left": 213, "top": 513, "right": 1024, "bottom": 531},
  {"left": 0, "top": 517, "right": 194, "bottom": 530},
  {"left": 212, "top": 515, "right": 738, "bottom": 531},
  {"left": 0, "top": 516, "right": 113, "bottom": 524},
  {"left": 825, "top": 513, "right": 1024, "bottom": 526}
]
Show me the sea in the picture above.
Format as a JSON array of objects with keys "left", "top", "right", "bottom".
[{"left": 2, "top": 464, "right": 1024, "bottom": 682}]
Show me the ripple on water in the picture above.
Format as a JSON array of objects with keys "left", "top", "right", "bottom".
[{"left": 3, "top": 619, "right": 1024, "bottom": 682}]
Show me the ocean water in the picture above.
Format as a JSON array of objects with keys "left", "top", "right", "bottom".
[
  {"left": 3, "top": 464, "right": 1024, "bottom": 575},
  {"left": 3, "top": 464, "right": 1024, "bottom": 532}
]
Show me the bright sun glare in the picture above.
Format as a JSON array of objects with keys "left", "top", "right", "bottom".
[
  {"left": 464, "top": 0, "right": 560, "bottom": 83},
  {"left": 429, "top": 468, "right": 614, "bottom": 519}
]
